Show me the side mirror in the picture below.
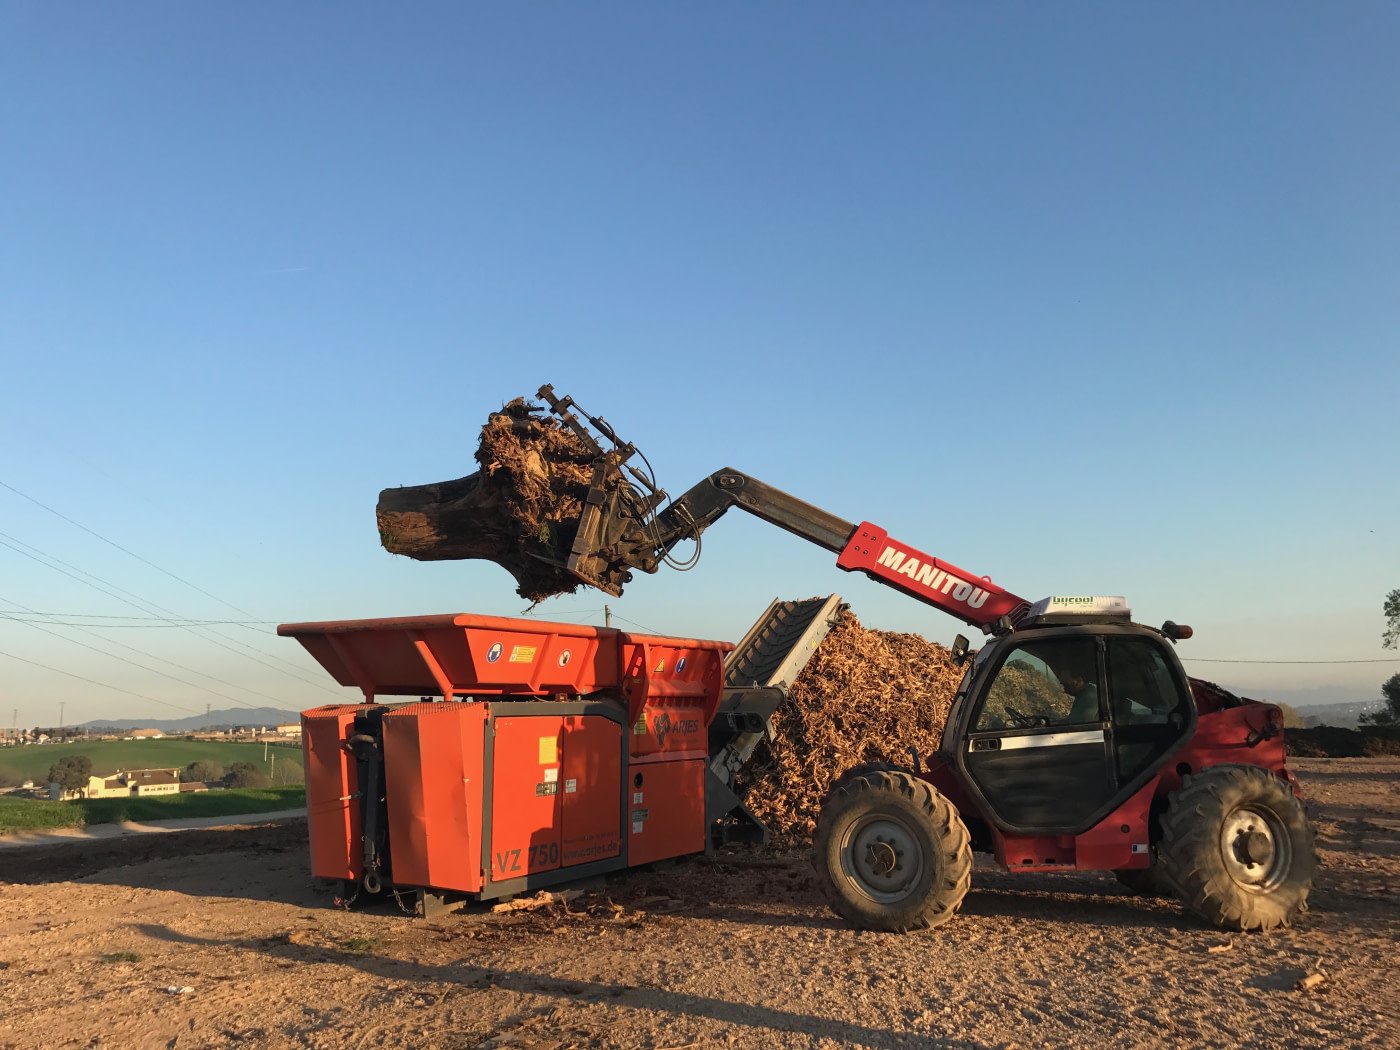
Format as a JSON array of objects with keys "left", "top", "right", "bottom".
[
  {"left": 1161, "top": 621, "right": 1193, "bottom": 643},
  {"left": 950, "top": 634, "right": 970, "bottom": 667}
]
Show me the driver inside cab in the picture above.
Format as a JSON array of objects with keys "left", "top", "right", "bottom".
[{"left": 1056, "top": 662, "right": 1102, "bottom": 724}]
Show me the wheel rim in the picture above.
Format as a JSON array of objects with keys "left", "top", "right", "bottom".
[
  {"left": 839, "top": 813, "right": 928, "bottom": 905},
  {"left": 1219, "top": 804, "right": 1292, "bottom": 893}
]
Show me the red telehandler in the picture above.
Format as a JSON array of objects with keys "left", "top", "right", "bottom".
[{"left": 524, "top": 386, "right": 1318, "bottom": 933}]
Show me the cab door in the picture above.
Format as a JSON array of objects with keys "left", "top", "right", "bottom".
[
  {"left": 958, "top": 634, "right": 1116, "bottom": 834},
  {"left": 1104, "top": 634, "right": 1195, "bottom": 786},
  {"left": 955, "top": 628, "right": 1196, "bottom": 836}
]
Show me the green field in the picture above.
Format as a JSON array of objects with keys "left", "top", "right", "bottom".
[
  {"left": 0, "top": 785, "right": 306, "bottom": 835},
  {"left": 0, "top": 739, "right": 302, "bottom": 783}
]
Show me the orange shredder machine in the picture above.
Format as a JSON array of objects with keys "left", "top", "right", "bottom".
[{"left": 278, "top": 600, "right": 843, "bottom": 913}]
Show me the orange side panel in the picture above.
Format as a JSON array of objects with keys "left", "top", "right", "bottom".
[
  {"left": 301, "top": 705, "right": 373, "bottom": 881},
  {"left": 382, "top": 702, "right": 486, "bottom": 893},
  {"left": 627, "top": 702, "right": 711, "bottom": 763},
  {"left": 619, "top": 635, "right": 732, "bottom": 734},
  {"left": 560, "top": 715, "right": 622, "bottom": 867},
  {"left": 627, "top": 759, "right": 706, "bottom": 866},
  {"left": 490, "top": 716, "right": 564, "bottom": 880}
]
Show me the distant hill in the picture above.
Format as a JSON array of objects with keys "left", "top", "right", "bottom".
[
  {"left": 1213, "top": 684, "right": 1389, "bottom": 729},
  {"left": 77, "top": 707, "right": 302, "bottom": 733}
]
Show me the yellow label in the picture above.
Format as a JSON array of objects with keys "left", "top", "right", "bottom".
[
  {"left": 653, "top": 658, "right": 666, "bottom": 672},
  {"left": 510, "top": 645, "right": 537, "bottom": 663},
  {"left": 538, "top": 736, "right": 558, "bottom": 764},
  {"left": 633, "top": 713, "right": 647, "bottom": 735}
]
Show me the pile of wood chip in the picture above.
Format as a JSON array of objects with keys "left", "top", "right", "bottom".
[
  {"left": 376, "top": 397, "right": 608, "bottom": 601},
  {"left": 735, "top": 610, "right": 964, "bottom": 842}
]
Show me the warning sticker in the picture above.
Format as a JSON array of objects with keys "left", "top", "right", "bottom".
[
  {"left": 632, "top": 821, "right": 643, "bottom": 834},
  {"left": 564, "top": 778, "right": 577, "bottom": 793},
  {"left": 633, "top": 791, "right": 644, "bottom": 804},
  {"left": 535, "top": 782, "right": 559, "bottom": 797},
  {"left": 538, "top": 737, "right": 558, "bottom": 764},
  {"left": 510, "top": 645, "right": 537, "bottom": 664},
  {"left": 543, "top": 768, "right": 558, "bottom": 783},
  {"left": 653, "top": 658, "right": 666, "bottom": 673},
  {"left": 633, "top": 713, "right": 647, "bottom": 735}
]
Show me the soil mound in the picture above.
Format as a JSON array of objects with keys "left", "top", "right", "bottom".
[
  {"left": 1286, "top": 725, "right": 1400, "bottom": 758},
  {"left": 376, "top": 398, "right": 627, "bottom": 601},
  {"left": 736, "top": 611, "right": 964, "bottom": 841}
]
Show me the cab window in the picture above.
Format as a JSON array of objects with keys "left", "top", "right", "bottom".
[
  {"left": 1108, "top": 637, "right": 1188, "bottom": 780},
  {"left": 973, "top": 638, "right": 1101, "bottom": 731},
  {"left": 1107, "top": 638, "right": 1182, "bottom": 725}
]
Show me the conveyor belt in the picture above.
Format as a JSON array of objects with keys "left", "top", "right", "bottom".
[
  {"left": 723, "top": 595, "right": 845, "bottom": 691},
  {"left": 706, "top": 595, "right": 845, "bottom": 846}
]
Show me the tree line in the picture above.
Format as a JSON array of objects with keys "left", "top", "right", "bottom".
[{"left": 1365, "top": 588, "right": 1400, "bottom": 726}]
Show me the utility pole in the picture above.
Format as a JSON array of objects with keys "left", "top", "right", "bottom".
[
  {"left": 59, "top": 701, "right": 65, "bottom": 742},
  {"left": 264, "top": 739, "right": 269, "bottom": 762},
  {"left": 605, "top": 604, "right": 611, "bottom": 628},
  {"left": 270, "top": 752, "right": 275, "bottom": 781},
  {"left": 205, "top": 703, "right": 211, "bottom": 732}
]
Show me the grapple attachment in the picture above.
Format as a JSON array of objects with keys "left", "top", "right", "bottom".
[{"left": 533, "top": 385, "right": 676, "bottom": 595}]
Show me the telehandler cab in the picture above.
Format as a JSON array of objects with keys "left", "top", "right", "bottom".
[{"left": 528, "top": 387, "right": 1317, "bottom": 933}]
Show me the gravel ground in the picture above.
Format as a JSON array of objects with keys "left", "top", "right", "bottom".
[{"left": 0, "top": 758, "right": 1395, "bottom": 1050}]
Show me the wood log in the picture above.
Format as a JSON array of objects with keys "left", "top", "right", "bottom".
[{"left": 375, "top": 397, "right": 611, "bottom": 602}]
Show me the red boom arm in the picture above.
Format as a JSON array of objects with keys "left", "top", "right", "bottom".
[{"left": 835, "top": 522, "right": 1029, "bottom": 633}]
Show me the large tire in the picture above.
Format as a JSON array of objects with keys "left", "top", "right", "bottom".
[
  {"left": 813, "top": 770, "right": 972, "bottom": 932},
  {"left": 1113, "top": 863, "right": 1173, "bottom": 898},
  {"left": 1158, "top": 763, "right": 1316, "bottom": 931},
  {"left": 824, "top": 761, "right": 901, "bottom": 798}
]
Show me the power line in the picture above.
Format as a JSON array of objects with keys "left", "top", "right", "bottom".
[
  {"left": 1182, "top": 657, "right": 1400, "bottom": 665},
  {"left": 608, "top": 612, "right": 665, "bottom": 635},
  {"left": 0, "top": 645, "right": 203, "bottom": 715},
  {"left": 0, "top": 531, "right": 343, "bottom": 695},
  {"left": 0, "top": 611, "right": 269, "bottom": 711},
  {"left": 0, "top": 596, "right": 298, "bottom": 710},
  {"left": 0, "top": 483, "right": 330, "bottom": 676},
  {"left": 0, "top": 528, "right": 322, "bottom": 677},
  {"left": 0, "top": 478, "right": 262, "bottom": 619},
  {"left": 0, "top": 613, "right": 275, "bottom": 627}
]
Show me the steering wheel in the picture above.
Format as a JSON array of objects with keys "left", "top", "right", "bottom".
[{"left": 1003, "top": 706, "right": 1033, "bottom": 728}]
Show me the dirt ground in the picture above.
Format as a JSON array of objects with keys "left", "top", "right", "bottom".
[{"left": 1, "top": 758, "right": 1396, "bottom": 1050}]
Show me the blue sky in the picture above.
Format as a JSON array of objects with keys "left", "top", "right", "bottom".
[{"left": 2, "top": 4, "right": 1397, "bottom": 725}]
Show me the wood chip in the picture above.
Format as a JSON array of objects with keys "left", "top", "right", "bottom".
[
  {"left": 490, "top": 889, "right": 581, "bottom": 914},
  {"left": 1296, "top": 972, "right": 1328, "bottom": 992},
  {"left": 734, "top": 610, "right": 962, "bottom": 842},
  {"left": 1207, "top": 941, "right": 1233, "bottom": 953}
]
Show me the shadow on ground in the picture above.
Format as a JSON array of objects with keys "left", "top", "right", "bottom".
[{"left": 136, "top": 922, "right": 998, "bottom": 1050}]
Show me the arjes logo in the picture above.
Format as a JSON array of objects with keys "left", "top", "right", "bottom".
[{"left": 652, "top": 711, "right": 701, "bottom": 748}]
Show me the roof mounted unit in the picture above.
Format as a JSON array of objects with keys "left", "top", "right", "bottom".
[{"left": 1022, "top": 595, "right": 1131, "bottom": 627}]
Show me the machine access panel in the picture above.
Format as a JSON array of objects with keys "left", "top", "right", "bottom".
[{"left": 490, "top": 715, "right": 621, "bottom": 882}]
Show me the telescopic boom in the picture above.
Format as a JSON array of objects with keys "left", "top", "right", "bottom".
[{"left": 536, "top": 387, "right": 1029, "bottom": 634}]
